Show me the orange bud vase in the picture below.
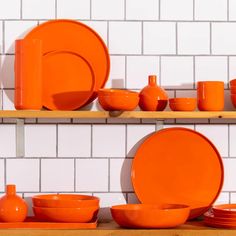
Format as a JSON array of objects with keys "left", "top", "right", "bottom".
[
  {"left": 0, "top": 185, "right": 28, "bottom": 222},
  {"left": 139, "top": 75, "right": 168, "bottom": 111}
]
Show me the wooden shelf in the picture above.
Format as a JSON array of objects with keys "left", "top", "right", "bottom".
[
  {"left": 1, "top": 110, "right": 236, "bottom": 119},
  {"left": 0, "top": 221, "right": 234, "bottom": 236}
]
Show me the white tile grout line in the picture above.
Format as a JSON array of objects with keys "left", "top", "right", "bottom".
[
  {"left": 210, "top": 22, "right": 212, "bottom": 55},
  {"left": 158, "top": 0, "right": 161, "bottom": 20}
]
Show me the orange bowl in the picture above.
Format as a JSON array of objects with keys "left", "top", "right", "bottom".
[
  {"left": 230, "top": 79, "right": 236, "bottom": 87},
  {"left": 98, "top": 88, "right": 138, "bottom": 96},
  {"left": 230, "top": 86, "right": 236, "bottom": 94},
  {"left": 169, "top": 98, "right": 197, "bottom": 111},
  {"left": 33, "top": 206, "right": 98, "bottom": 222},
  {"left": 98, "top": 90, "right": 139, "bottom": 111},
  {"left": 32, "top": 194, "right": 99, "bottom": 208},
  {"left": 231, "top": 94, "right": 236, "bottom": 108},
  {"left": 110, "top": 204, "right": 190, "bottom": 229}
]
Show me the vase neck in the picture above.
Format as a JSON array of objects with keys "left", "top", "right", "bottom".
[
  {"left": 6, "top": 185, "right": 16, "bottom": 195},
  {"left": 148, "top": 75, "right": 157, "bottom": 86}
]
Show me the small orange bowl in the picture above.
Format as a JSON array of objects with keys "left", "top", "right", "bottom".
[
  {"left": 231, "top": 94, "right": 236, "bottom": 108},
  {"left": 111, "top": 204, "right": 190, "bottom": 229},
  {"left": 98, "top": 88, "right": 138, "bottom": 96},
  {"left": 230, "top": 86, "right": 236, "bottom": 94},
  {"left": 169, "top": 98, "right": 197, "bottom": 111},
  {"left": 230, "top": 79, "right": 236, "bottom": 87},
  {"left": 32, "top": 194, "right": 99, "bottom": 208},
  {"left": 33, "top": 206, "right": 98, "bottom": 222},
  {"left": 98, "top": 89, "right": 139, "bottom": 111}
]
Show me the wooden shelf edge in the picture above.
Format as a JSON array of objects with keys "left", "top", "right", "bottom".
[
  {"left": 0, "top": 110, "right": 236, "bottom": 119},
  {"left": 0, "top": 221, "right": 235, "bottom": 236}
]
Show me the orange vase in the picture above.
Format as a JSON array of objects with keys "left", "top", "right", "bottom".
[
  {"left": 0, "top": 185, "right": 28, "bottom": 222},
  {"left": 139, "top": 75, "right": 168, "bottom": 111}
]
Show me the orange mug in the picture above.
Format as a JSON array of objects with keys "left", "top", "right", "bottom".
[
  {"left": 15, "top": 39, "right": 42, "bottom": 110},
  {"left": 197, "top": 81, "right": 224, "bottom": 111}
]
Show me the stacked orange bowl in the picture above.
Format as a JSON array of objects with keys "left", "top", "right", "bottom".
[
  {"left": 32, "top": 194, "right": 99, "bottom": 222},
  {"left": 230, "top": 79, "right": 236, "bottom": 108},
  {"left": 204, "top": 204, "right": 236, "bottom": 228}
]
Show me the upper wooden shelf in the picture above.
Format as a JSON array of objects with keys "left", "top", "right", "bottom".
[{"left": 0, "top": 110, "right": 236, "bottom": 119}]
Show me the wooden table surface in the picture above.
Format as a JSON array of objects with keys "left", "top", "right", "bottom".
[{"left": 0, "top": 220, "right": 235, "bottom": 236}]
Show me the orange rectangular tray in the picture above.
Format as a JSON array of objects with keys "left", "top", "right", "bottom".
[{"left": 0, "top": 217, "right": 97, "bottom": 229}]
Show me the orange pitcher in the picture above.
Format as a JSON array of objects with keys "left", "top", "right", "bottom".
[{"left": 14, "top": 39, "right": 42, "bottom": 110}]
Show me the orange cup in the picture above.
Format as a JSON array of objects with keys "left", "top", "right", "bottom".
[
  {"left": 197, "top": 81, "right": 224, "bottom": 111},
  {"left": 15, "top": 39, "right": 42, "bottom": 110}
]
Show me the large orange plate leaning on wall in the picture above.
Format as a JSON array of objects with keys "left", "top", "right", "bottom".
[
  {"left": 131, "top": 127, "right": 224, "bottom": 220},
  {"left": 24, "top": 20, "right": 110, "bottom": 110}
]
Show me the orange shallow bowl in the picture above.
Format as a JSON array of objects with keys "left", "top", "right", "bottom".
[
  {"left": 33, "top": 206, "right": 98, "bottom": 223},
  {"left": 169, "top": 98, "right": 197, "bottom": 111},
  {"left": 111, "top": 204, "right": 190, "bottom": 229},
  {"left": 32, "top": 194, "right": 99, "bottom": 208},
  {"left": 98, "top": 89, "right": 138, "bottom": 96},
  {"left": 98, "top": 92, "right": 139, "bottom": 111},
  {"left": 212, "top": 204, "right": 236, "bottom": 217}
]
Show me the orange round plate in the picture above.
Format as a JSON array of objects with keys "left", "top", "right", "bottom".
[
  {"left": 24, "top": 19, "right": 110, "bottom": 108},
  {"left": 42, "top": 50, "right": 94, "bottom": 110},
  {"left": 131, "top": 127, "right": 224, "bottom": 219}
]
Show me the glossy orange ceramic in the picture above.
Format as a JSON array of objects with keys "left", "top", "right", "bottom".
[
  {"left": 111, "top": 204, "right": 190, "bottom": 229},
  {"left": 231, "top": 94, "right": 236, "bottom": 108},
  {"left": 230, "top": 85, "right": 236, "bottom": 94},
  {"left": 0, "top": 217, "right": 97, "bottom": 229},
  {"left": 42, "top": 51, "right": 95, "bottom": 110},
  {"left": 15, "top": 39, "right": 42, "bottom": 110},
  {"left": 131, "top": 127, "right": 224, "bottom": 219},
  {"left": 0, "top": 185, "right": 28, "bottom": 222},
  {"left": 204, "top": 212, "right": 236, "bottom": 228},
  {"left": 33, "top": 206, "right": 98, "bottom": 223},
  {"left": 212, "top": 204, "right": 236, "bottom": 217},
  {"left": 230, "top": 79, "right": 236, "bottom": 87},
  {"left": 197, "top": 81, "right": 224, "bottom": 111},
  {"left": 169, "top": 98, "right": 197, "bottom": 111},
  {"left": 139, "top": 75, "right": 168, "bottom": 111},
  {"left": 32, "top": 194, "right": 99, "bottom": 208},
  {"left": 98, "top": 89, "right": 139, "bottom": 111},
  {"left": 24, "top": 20, "right": 110, "bottom": 107}
]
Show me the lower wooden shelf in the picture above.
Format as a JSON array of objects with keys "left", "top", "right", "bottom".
[{"left": 0, "top": 220, "right": 234, "bottom": 236}]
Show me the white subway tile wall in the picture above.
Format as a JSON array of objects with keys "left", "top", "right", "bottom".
[{"left": 0, "top": 0, "right": 236, "bottom": 220}]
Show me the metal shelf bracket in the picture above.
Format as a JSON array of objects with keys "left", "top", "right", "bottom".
[
  {"left": 155, "top": 119, "right": 164, "bottom": 131},
  {"left": 16, "top": 118, "right": 25, "bottom": 157}
]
